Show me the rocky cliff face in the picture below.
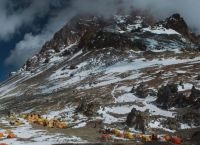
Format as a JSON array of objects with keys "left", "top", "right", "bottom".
[
  {"left": 163, "top": 13, "right": 189, "bottom": 35},
  {"left": 22, "top": 13, "right": 200, "bottom": 72},
  {"left": 161, "top": 13, "right": 200, "bottom": 45}
]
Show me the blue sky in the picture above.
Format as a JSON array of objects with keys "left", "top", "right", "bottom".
[
  {"left": 0, "top": 33, "right": 22, "bottom": 81},
  {"left": 0, "top": 0, "right": 72, "bottom": 81},
  {"left": 0, "top": 15, "right": 50, "bottom": 81}
]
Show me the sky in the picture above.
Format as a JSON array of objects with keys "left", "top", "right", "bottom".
[{"left": 0, "top": 0, "right": 200, "bottom": 81}]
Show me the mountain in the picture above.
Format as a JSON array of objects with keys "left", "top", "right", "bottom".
[{"left": 0, "top": 12, "right": 200, "bottom": 144}]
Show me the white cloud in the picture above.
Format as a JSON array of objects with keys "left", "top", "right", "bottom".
[
  {"left": 132, "top": 0, "right": 200, "bottom": 33},
  {"left": 5, "top": 33, "right": 47, "bottom": 66},
  {"left": 0, "top": 0, "right": 52, "bottom": 41},
  {"left": 5, "top": 7, "right": 76, "bottom": 67}
]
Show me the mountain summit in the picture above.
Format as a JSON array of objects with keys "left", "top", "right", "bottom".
[{"left": 22, "top": 13, "right": 200, "bottom": 72}]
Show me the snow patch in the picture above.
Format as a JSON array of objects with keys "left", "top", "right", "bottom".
[{"left": 143, "top": 25, "right": 180, "bottom": 35}]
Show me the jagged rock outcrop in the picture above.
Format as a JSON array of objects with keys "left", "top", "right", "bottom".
[
  {"left": 133, "top": 83, "right": 157, "bottom": 98},
  {"left": 156, "top": 83, "right": 178, "bottom": 109},
  {"left": 156, "top": 84, "right": 200, "bottom": 109},
  {"left": 41, "top": 15, "right": 107, "bottom": 53},
  {"left": 76, "top": 97, "right": 99, "bottom": 117},
  {"left": 135, "top": 83, "right": 149, "bottom": 98},
  {"left": 23, "top": 15, "right": 109, "bottom": 71},
  {"left": 190, "top": 86, "right": 200, "bottom": 109},
  {"left": 21, "top": 12, "right": 200, "bottom": 72},
  {"left": 126, "top": 108, "right": 145, "bottom": 133},
  {"left": 190, "top": 86, "right": 200, "bottom": 99},
  {"left": 163, "top": 13, "right": 189, "bottom": 36}
]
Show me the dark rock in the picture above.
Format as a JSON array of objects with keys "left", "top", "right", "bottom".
[
  {"left": 162, "top": 118, "right": 180, "bottom": 130},
  {"left": 23, "top": 15, "right": 107, "bottom": 70},
  {"left": 61, "top": 49, "right": 71, "bottom": 56},
  {"left": 163, "top": 13, "right": 189, "bottom": 36},
  {"left": 173, "top": 93, "right": 187, "bottom": 108},
  {"left": 79, "top": 31, "right": 139, "bottom": 51},
  {"left": 191, "top": 131, "right": 200, "bottom": 141},
  {"left": 76, "top": 98, "right": 98, "bottom": 117},
  {"left": 130, "top": 86, "right": 135, "bottom": 93},
  {"left": 190, "top": 86, "right": 200, "bottom": 98},
  {"left": 196, "top": 75, "right": 200, "bottom": 80},
  {"left": 179, "top": 109, "right": 200, "bottom": 126},
  {"left": 133, "top": 39, "right": 147, "bottom": 51},
  {"left": 156, "top": 85, "right": 172, "bottom": 108},
  {"left": 126, "top": 108, "right": 145, "bottom": 133},
  {"left": 148, "top": 89, "right": 157, "bottom": 96},
  {"left": 126, "top": 108, "right": 137, "bottom": 127},
  {"left": 168, "top": 83, "right": 178, "bottom": 93},
  {"left": 41, "top": 15, "right": 105, "bottom": 54},
  {"left": 151, "top": 134, "right": 158, "bottom": 141},
  {"left": 161, "top": 13, "right": 200, "bottom": 46},
  {"left": 70, "top": 73, "right": 74, "bottom": 77},
  {"left": 143, "top": 141, "right": 173, "bottom": 145},
  {"left": 84, "top": 102, "right": 96, "bottom": 116},
  {"left": 156, "top": 83, "right": 179, "bottom": 109},
  {"left": 69, "top": 65, "right": 78, "bottom": 70},
  {"left": 76, "top": 97, "right": 87, "bottom": 113},
  {"left": 135, "top": 83, "right": 149, "bottom": 98},
  {"left": 44, "top": 58, "right": 49, "bottom": 63}
]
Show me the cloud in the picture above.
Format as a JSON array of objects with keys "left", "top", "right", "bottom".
[
  {"left": 70, "top": 0, "right": 200, "bottom": 33},
  {"left": 132, "top": 0, "right": 200, "bottom": 33},
  {"left": 0, "top": 0, "right": 53, "bottom": 41},
  {"left": 5, "top": 33, "right": 47, "bottom": 66},
  {"left": 5, "top": 7, "right": 76, "bottom": 67},
  {"left": 4, "top": 0, "right": 200, "bottom": 67},
  {"left": 70, "top": 0, "right": 134, "bottom": 17},
  {"left": 4, "top": 0, "right": 74, "bottom": 67}
]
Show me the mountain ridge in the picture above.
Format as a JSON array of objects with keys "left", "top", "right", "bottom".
[{"left": 20, "top": 13, "right": 200, "bottom": 73}]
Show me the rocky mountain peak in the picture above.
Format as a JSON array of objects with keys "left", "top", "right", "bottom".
[
  {"left": 40, "top": 15, "right": 107, "bottom": 54},
  {"left": 164, "top": 13, "right": 189, "bottom": 35},
  {"left": 22, "top": 12, "right": 200, "bottom": 72}
]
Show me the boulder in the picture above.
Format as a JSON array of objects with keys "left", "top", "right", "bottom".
[
  {"left": 156, "top": 85, "right": 197, "bottom": 108},
  {"left": 156, "top": 83, "right": 179, "bottom": 109},
  {"left": 135, "top": 83, "right": 149, "bottom": 98},
  {"left": 84, "top": 102, "right": 96, "bottom": 116},
  {"left": 75, "top": 97, "right": 88, "bottom": 113},
  {"left": 130, "top": 86, "right": 135, "bottom": 93},
  {"left": 126, "top": 108, "right": 146, "bottom": 133},
  {"left": 190, "top": 86, "right": 200, "bottom": 98},
  {"left": 69, "top": 65, "right": 78, "bottom": 70},
  {"left": 156, "top": 85, "right": 172, "bottom": 109},
  {"left": 76, "top": 98, "right": 98, "bottom": 117},
  {"left": 126, "top": 108, "right": 137, "bottom": 127},
  {"left": 173, "top": 93, "right": 187, "bottom": 108},
  {"left": 196, "top": 75, "right": 200, "bottom": 80}
]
